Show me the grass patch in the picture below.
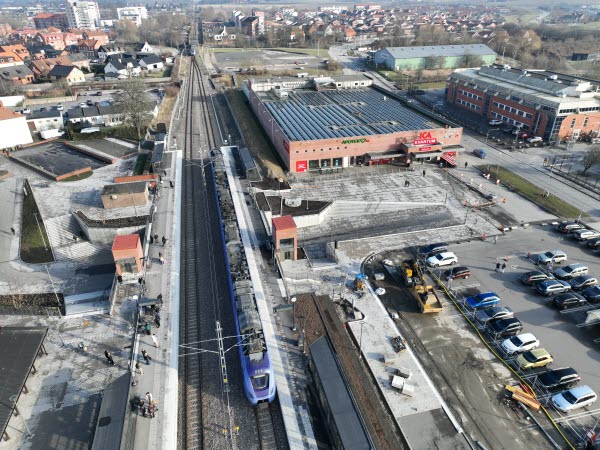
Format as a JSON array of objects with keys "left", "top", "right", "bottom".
[
  {"left": 59, "top": 171, "right": 93, "bottom": 182},
  {"left": 152, "top": 86, "right": 180, "bottom": 128},
  {"left": 226, "top": 89, "right": 286, "bottom": 179},
  {"left": 476, "top": 165, "right": 588, "bottom": 218},
  {"left": 134, "top": 153, "right": 149, "bottom": 175},
  {"left": 20, "top": 179, "right": 54, "bottom": 264}
]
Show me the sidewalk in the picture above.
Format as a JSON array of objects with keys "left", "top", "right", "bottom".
[{"left": 124, "top": 145, "right": 181, "bottom": 450}]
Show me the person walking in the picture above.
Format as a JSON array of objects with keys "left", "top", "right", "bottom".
[
  {"left": 10, "top": 227, "right": 15, "bottom": 235},
  {"left": 170, "top": 180, "right": 174, "bottom": 188},
  {"left": 162, "top": 236, "right": 167, "bottom": 246},
  {"left": 154, "top": 233, "right": 158, "bottom": 242},
  {"left": 501, "top": 262, "right": 507, "bottom": 273},
  {"left": 493, "top": 235, "right": 497, "bottom": 244},
  {"left": 136, "top": 361, "right": 143, "bottom": 375},
  {"left": 151, "top": 334, "right": 159, "bottom": 348},
  {"left": 148, "top": 402, "right": 155, "bottom": 418},
  {"left": 142, "top": 349, "right": 150, "bottom": 365},
  {"left": 464, "top": 161, "right": 468, "bottom": 168},
  {"left": 145, "top": 323, "right": 151, "bottom": 335},
  {"left": 149, "top": 235, "right": 154, "bottom": 245},
  {"left": 422, "top": 169, "right": 426, "bottom": 177},
  {"left": 154, "top": 316, "right": 161, "bottom": 328},
  {"left": 495, "top": 262, "right": 501, "bottom": 273},
  {"left": 104, "top": 350, "right": 115, "bottom": 365},
  {"left": 146, "top": 392, "right": 153, "bottom": 404},
  {"left": 157, "top": 293, "right": 163, "bottom": 304}
]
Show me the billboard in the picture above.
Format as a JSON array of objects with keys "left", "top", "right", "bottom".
[
  {"left": 295, "top": 160, "right": 308, "bottom": 172},
  {"left": 413, "top": 131, "right": 438, "bottom": 146}
]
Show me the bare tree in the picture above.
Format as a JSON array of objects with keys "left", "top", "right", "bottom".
[
  {"left": 582, "top": 145, "right": 600, "bottom": 175},
  {"left": 117, "top": 78, "right": 154, "bottom": 140}
]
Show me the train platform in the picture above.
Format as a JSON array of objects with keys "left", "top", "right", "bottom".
[{"left": 221, "top": 146, "right": 318, "bottom": 449}]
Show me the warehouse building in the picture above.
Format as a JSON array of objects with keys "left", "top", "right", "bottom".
[
  {"left": 447, "top": 64, "right": 600, "bottom": 142},
  {"left": 374, "top": 44, "right": 496, "bottom": 70},
  {"left": 244, "top": 75, "right": 464, "bottom": 172}
]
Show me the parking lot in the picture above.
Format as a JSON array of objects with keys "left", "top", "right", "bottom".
[{"left": 434, "top": 225, "right": 600, "bottom": 439}]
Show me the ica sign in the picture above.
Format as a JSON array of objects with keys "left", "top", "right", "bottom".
[{"left": 413, "top": 131, "right": 438, "bottom": 146}]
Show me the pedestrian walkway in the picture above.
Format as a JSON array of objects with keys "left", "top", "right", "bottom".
[{"left": 123, "top": 145, "right": 181, "bottom": 450}]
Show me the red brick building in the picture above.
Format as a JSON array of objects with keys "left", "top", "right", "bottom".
[
  {"left": 112, "top": 234, "right": 143, "bottom": 276},
  {"left": 245, "top": 75, "right": 463, "bottom": 172},
  {"left": 447, "top": 65, "right": 600, "bottom": 142},
  {"left": 272, "top": 216, "right": 297, "bottom": 261}
]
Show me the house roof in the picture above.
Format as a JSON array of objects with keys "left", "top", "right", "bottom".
[
  {"left": 0, "top": 104, "right": 23, "bottom": 120},
  {"left": 103, "top": 181, "right": 147, "bottom": 196},
  {"left": 133, "top": 42, "right": 150, "bottom": 51},
  {"left": 380, "top": 44, "right": 496, "bottom": 59},
  {"left": 272, "top": 215, "right": 296, "bottom": 231},
  {"left": 48, "top": 65, "right": 77, "bottom": 77},
  {"left": 78, "top": 39, "right": 98, "bottom": 47},
  {"left": 112, "top": 233, "right": 140, "bottom": 251},
  {"left": 68, "top": 53, "right": 88, "bottom": 62},
  {"left": 67, "top": 105, "right": 120, "bottom": 119},
  {"left": 26, "top": 109, "right": 62, "bottom": 120},
  {"left": 0, "top": 65, "right": 33, "bottom": 80},
  {"left": 141, "top": 54, "right": 162, "bottom": 65}
]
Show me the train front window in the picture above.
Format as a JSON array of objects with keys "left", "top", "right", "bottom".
[{"left": 251, "top": 374, "right": 269, "bottom": 390}]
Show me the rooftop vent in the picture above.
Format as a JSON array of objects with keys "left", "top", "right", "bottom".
[
  {"left": 285, "top": 198, "right": 302, "bottom": 207},
  {"left": 549, "top": 74, "right": 558, "bottom": 80}
]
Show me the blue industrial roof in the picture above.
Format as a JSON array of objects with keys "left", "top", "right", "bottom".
[{"left": 263, "top": 87, "right": 439, "bottom": 141}]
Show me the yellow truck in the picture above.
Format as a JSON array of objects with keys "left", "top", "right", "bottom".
[{"left": 412, "top": 284, "right": 443, "bottom": 313}]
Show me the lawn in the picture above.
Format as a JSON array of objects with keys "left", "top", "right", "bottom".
[
  {"left": 226, "top": 89, "right": 286, "bottom": 179},
  {"left": 476, "top": 165, "right": 587, "bottom": 219},
  {"left": 20, "top": 179, "right": 54, "bottom": 264},
  {"left": 134, "top": 153, "right": 149, "bottom": 175}
]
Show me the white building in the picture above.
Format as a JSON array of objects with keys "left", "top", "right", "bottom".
[
  {"left": 66, "top": 0, "right": 100, "bottom": 30},
  {"left": 0, "top": 103, "right": 33, "bottom": 149},
  {"left": 26, "top": 110, "right": 64, "bottom": 133},
  {"left": 116, "top": 6, "right": 148, "bottom": 27}
]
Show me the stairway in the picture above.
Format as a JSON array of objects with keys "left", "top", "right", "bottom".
[{"left": 44, "top": 214, "right": 112, "bottom": 263}]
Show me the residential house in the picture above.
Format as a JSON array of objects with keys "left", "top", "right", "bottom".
[
  {"left": 35, "top": 32, "right": 66, "bottom": 50},
  {"left": 0, "top": 51, "right": 22, "bottom": 68},
  {"left": 98, "top": 44, "right": 125, "bottom": 61},
  {"left": 29, "top": 55, "right": 76, "bottom": 78},
  {"left": 47, "top": 65, "right": 85, "bottom": 84},
  {"left": 26, "top": 110, "right": 64, "bottom": 132},
  {"left": 33, "top": 13, "right": 69, "bottom": 31},
  {"left": 104, "top": 55, "right": 141, "bottom": 77},
  {"left": 0, "top": 45, "right": 30, "bottom": 61},
  {"left": 77, "top": 39, "right": 100, "bottom": 58},
  {"left": 344, "top": 27, "right": 357, "bottom": 41},
  {"left": 67, "top": 53, "right": 90, "bottom": 71},
  {"left": 66, "top": 105, "right": 124, "bottom": 127},
  {"left": 133, "top": 42, "right": 153, "bottom": 53},
  {"left": 0, "top": 102, "right": 33, "bottom": 149},
  {"left": 0, "top": 65, "right": 34, "bottom": 84},
  {"left": 82, "top": 30, "right": 109, "bottom": 45},
  {"left": 139, "top": 54, "right": 163, "bottom": 72}
]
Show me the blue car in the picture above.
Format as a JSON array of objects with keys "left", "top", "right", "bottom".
[{"left": 466, "top": 292, "right": 500, "bottom": 310}]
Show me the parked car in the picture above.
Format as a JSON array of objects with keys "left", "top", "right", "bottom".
[
  {"left": 86, "top": 99, "right": 94, "bottom": 106},
  {"left": 502, "top": 333, "right": 540, "bottom": 354},
  {"left": 587, "top": 239, "right": 600, "bottom": 250},
  {"left": 79, "top": 102, "right": 88, "bottom": 108},
  {"left": 538, "top": 250, "right": 567, "bottom": 265},
  {"left": 21, "top": 107, "right": 31, "bottom": 114},
  {"left": 419, "top": 243, "right": 448, "bottom": 257},
  {"left": 521, "top": 270, "right": 553, "bottom": 286},
  {"left": 516, "top": 348, "right": 553, "bottom": 370},
  {"left": 537, "top": 368, "right": 580, "bottom": 391},
  {"left": 474, "top": 306, "right": 513, "bottom": 325},
  {"left": 573, "top": 229, "right": 600, "bottom": 241},
  {"left": 473, "top": 148, "right": 487, "bottom": 159},
  {"left": 552, "top": 386, "right": 597, "bottom": 413},
  {"left": 39, "top": 107, "right": 47, "bottom": 112},
  {"left": 536, "top": 279, "right": 571, "bottom": 296},
  {"left": 96, "top": 91, "right": 102, "bottom": 96},
  {"left": 557, "top": 222, "right": 584, "bottom": 234},
  {"left": 554, "top": 264, "right": 588, "bottom": 280},
  {"left": 553, "top": 292, "right": 587, "bottom": 310},
  {"left": 569, "top": 275, "right": 598, "bottom": 291},
  {"left": 465, "top": 292, "right": 501, "bottom": 310},
  {"left": 55, "top": 103, "right": 63, "bottom": 111},
  {"left": 488, "top": 317, "right": 523, "bottom": 337},
  {"left": 527, "top": 136, "right": 543, "bottom": 143},
  {"left": 426, "top": 252, "right": 458, "bottom": 268},
  {"left": 442, "top": 266, "right": 470, "bottom": 280},
  {"left": 582, "top": 285, "right": 600, "bottom": 303},
  {"left": 489, "top": 119, "right": 503, "bottom": 126}
]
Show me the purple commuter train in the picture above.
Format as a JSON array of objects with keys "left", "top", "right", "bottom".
[{"left": 233, "top": 279, "right": 276, "bottom": 404}]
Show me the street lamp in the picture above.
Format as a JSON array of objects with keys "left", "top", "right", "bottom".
[
  {"left": 485, "top": 128, "right": 495, "bottom": 143},
  {"left": 291, "top": 296, "right": 297, "bottom": 332},
  {"left": 358, "top": 320, "right": 366, "bottom": 359},
  {"left": 513, "top": 124, "right": 522, "bottom": 146}
]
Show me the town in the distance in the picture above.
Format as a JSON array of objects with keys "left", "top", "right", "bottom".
[{"left": 1, "top": 1, "right": 600, "bottom": 449}]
